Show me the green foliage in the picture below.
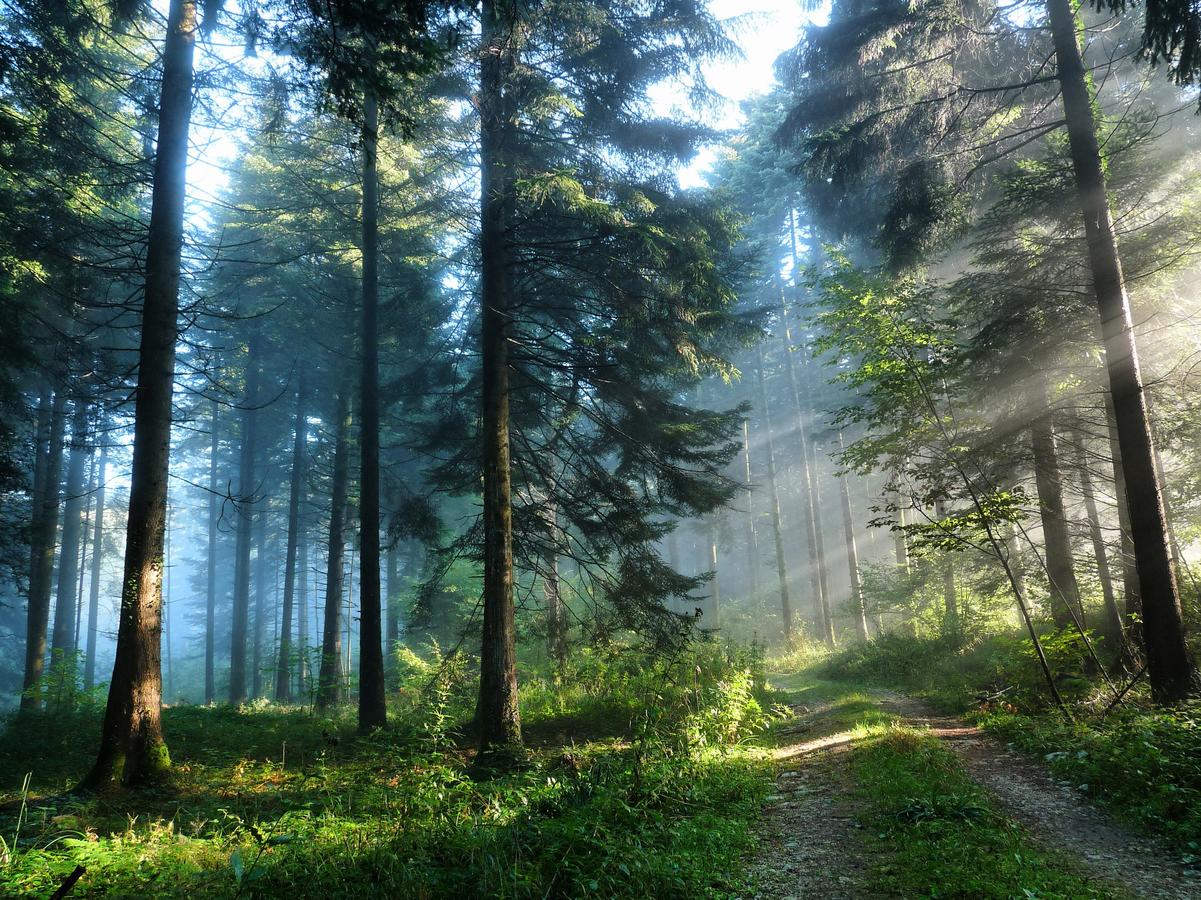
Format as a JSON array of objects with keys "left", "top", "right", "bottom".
[
  {"left": 0, "top": 647, "right": 772, "bottom": 897},
  {"left": 983, "top": 705, "right": 1201, "bottom": 851},
  {"left": 851, "top": 724, "right": 1108, "bottom": 897}
]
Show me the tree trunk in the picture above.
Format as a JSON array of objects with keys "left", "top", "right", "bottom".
[
  {"left": 276, "top": 375, "right": 307, "bottom": 702},
  {"left": 1069, "top": 418, "right": 1126, "bottom": 654},
  {"left": 741, "top": 418, "right": 760, "bottom": 599},
  {"left": 1104, "top": 392, "right": 1142, "bottom": 651},
  {"left": 708, "top": 518, "right": 722, "bottom": 630},
  {"left": 753, "top": 344, "right": 793, "bottom": 640},
  {"left": 385, "top": 535, "right": 399, "bottom": 674},
  {"left": 1047, "top": 0, "right": 1193, "bottom": 701},
  {"left": 358, "top": 92, "right": 386, "bottom": 732},
  {"left": 1029, "top": 396, "right": 1083, "bottom": 629},
  {"left": 81, "top": 0, "right": 196, "bottom": 788},
  {"left": 298, "top": 525, "right": 310, "bottom": 695},
  {"left": 23, "top": 387, "right": 66, "bottom": 710},
  {"left": 317, "top": 388, "right": 351, "bottom": 709},
  {"left": 477, "top": 0, "right": 522, "bottom": 756},
  {"left": 934, "top": 500, "right": 959, "bottom": 634},
  {"left": 75, "top": 449, "right": 95, "bottom": 654},
  {"left": 52, "top": 399, "right": 90, "bottom": 660},
  {"left": 252, "top": 496, "right": 267, "bottom": 699},
  {"left": 229, "top": 339, "right": 261, "bottom": 704},
  {"left": 1005, "top": 520, "right": 1026, "bottom": 603},
  {"left": 205, "top": 398, "right": 218, "bottom": 704},
  {"left": 838, "top": 432, "right": 869, "bottom": 642},
  {"left": 85, "top": 444, "right": 107, "bottom": 690}
]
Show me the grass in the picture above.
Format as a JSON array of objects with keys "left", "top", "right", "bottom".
[
  {"left": 819, "top": 630, "right": 1201, "bottom": 858},
  {"left": 0, "top": 642, "right": 776, "bottom": 898},
  {"left": 850, "top": 722, "right": 1113, "bottom": 898},
  {"left": 981, "top": 704, "right": 1201, "bottom": 857}
]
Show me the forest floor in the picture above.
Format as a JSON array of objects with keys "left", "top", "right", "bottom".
[{"left": 743, "top": 674, "right": 1201, "bottom": 899}]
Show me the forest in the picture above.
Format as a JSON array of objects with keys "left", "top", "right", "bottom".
[{"left": 3, "top": 0, "right": 1201, "bottom": 896}]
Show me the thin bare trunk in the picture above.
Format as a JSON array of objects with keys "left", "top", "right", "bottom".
[
  {"left": 205, "top": 399, "right": 218, "bottom": 703},
  {"left": 753, "top": 345, "right": 793, "bottom": 640},
  {"left": 317, "top": 388, "right": 351, "bottom": 709},
  {"left": 23, "top": 387, "right": 66, "bottom": 709},
  {"left": 838, "top": 432, "right": 869, "bottom": 641},
  {"left": 276, "top": 376, "right": 307, "bottom": 702},
  {"left": 52, "top": 400, "right": 90, "bottom": 659},
  {"left": 229, "top": 340, "right": 261, "bottom": 704},
  {"left": 85, "top": 445, "right": 106, "bottom": 690},
  {"left": 1030, "top": 393, "right": 1083, "bottom": 629}
]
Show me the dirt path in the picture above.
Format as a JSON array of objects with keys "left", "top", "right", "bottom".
[
  {"left": 744, "top": 684, "right": 1200, "bottom": 899},
  {"left": 741, "top": 697, "right": 877, "bottom": 899},
  {"left": 878, "top": 691, "right": 1199, "bottom": 900}
]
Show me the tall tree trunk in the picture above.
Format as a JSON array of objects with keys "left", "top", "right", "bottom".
[
  {"left": 81, "top": 0, "right": 196, "bottom": 788},
  {"left": 1005, "top": 520, "right": 1026, "bottom": 603},
  {"left": 1047, "top": 0, "right": 1193, "bottom": 701},
  {"left": 892, "top": 491, "right": 909, "bottom": 572},
  {"left": 838, "top": 432, "right": 869, "bottom": 642},
  {"left": 385, "top": 535, "right": 399, "bottom": 675},
  {"left": 22, "top": 387, "right": 66, "bottom": 710},
  {"left": 317, "top": 388, "right": 351, "bottom": 709},
  {"left": 477, "top": 0, "right": 521, "bottom": 755},
  {"left": 934, "top": 500, "right": 959, "bottom": 634},
  {"left": 52, "top": 399, "right": 90, "bottom": 660},
  {"left": 708, "top": 518, "right": 722, "bottom": 630},
  {"left": 298, "top": 525, "right": 310, "bottom": 695},
  {"left": 774, "top": 285, "right": 827, "bottom": 642},
  {"left": 276, "top": 375, "right": 307, "bottom": 702},
  {"left": 85, "top": 445, "right": 107, "bottom": 690},
  {"left": 1029, "top": 393, "right": 1083, "bottom": 629},
  {"left": 229, "top": 341, "right": 261, "bottom": 705},
  {"left": 1104, "top": 392, "right": 1142, "bottom": 651},
  {"left": 252, "top": 497, "right": 267, "bottom": 699},
  {"left": 741, "top": 418, "right": 760, "bottom": 598},
  {"left": 808, "top": 440, "right": 835, "bottom": 643},
  {"left": 1069, "top": 418, "right": 1126, "bottom": 654},
  {"left": 205, "top": 398, "right": 218, "bottom": 704},
  {"left": 358, "top": 93, "right": 386, "bottom": 732},
  {"left": 753, "top": 345, "right": 793, "bottom": 640},
  {"left": 75, "top": 449, "right": 96, "bottom": 653}
]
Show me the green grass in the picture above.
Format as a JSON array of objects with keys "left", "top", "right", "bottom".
[
  {"left": 0, "top": 643, "right": 775, "bottom": 898},
  {"left": 850, "top": 722, "right": 1113, "bottom": 898},
  {"left": 981, "top": 705, "right": 1201, "bottom": 855}
]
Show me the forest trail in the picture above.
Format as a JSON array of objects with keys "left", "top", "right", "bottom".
[{"left": 743, "top": 679, "right": 1200, "bottom": 899}]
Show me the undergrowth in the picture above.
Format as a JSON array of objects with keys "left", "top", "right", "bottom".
[
  {"left": 0, "top": 640, "right": 775, "bottom": 898},
  {"left": 851, "top": 722, "right": 1112, "bottom": 898}
]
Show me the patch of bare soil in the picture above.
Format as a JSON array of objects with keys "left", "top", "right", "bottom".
[
  {"left": 878, "top": 692, "right": 1201, "bottom": 900},
  {"left": 741, "top": 703, "right": 879, "bottom": 899}
]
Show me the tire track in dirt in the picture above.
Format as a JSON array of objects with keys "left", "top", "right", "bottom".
[{"left": 878, "top": 692, "right": 1200, "bottom": 900}]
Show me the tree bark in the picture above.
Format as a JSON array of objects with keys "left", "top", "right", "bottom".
[
  {"left": 934, "top": 500, "right": 959, "bottom": 634},
  {"left": 52, "top": 399, "right": 90, "bottom": 660},
  {"left": 229, "top": 339, "right": 261, "bottom": 704},
  {"left": 23, "top": 387, "right": 66, "bottom": 710},
  {"left": 205, "top": 398, "right": 218, "bottom": 704},
  {"left": 774, "top": 285, "right": 828, "bottom": 642},
  {"left": 477, "top": 0, "right": 522, "bottom": 755},
  {"left": 1030, "top": 395, "right": 1083, "bottom": 629},
  {"left": 1104, "top": 392, "right": 1142, "bottom": 650},
  {"left": 252, "top": 494, "right": 267, "bottom": 699},
  {"left": 358, "top": 92, "right": 386, "bottom": 732},
  {"left": 298, "top": 524, "right": 310, "bottom": 695},
  {"left": 85, "top": 444, "right": 106, "bottom": 690},
  {"left": 317, "top": 388, "right": 351, "bottom": 709},
  {"left": 741, "top": 418, "right": 760, "bottom": 599},
  {"left": 81, "top": 0, "right": 196, "bottom": 788},
  {"left": 1047, "top": 0, "right": 1193, "bottom": 701},
  {"left": 276, "top": 375, "right": 307, "bottom": 702},
  {"left": 838, "top": 432, "right": 869, "bottom": 642},
  {"left": 753, "top": 345, "right": 793, "bottom": 640},
  {"left": 1069, "top": 418, "right": 1126, "bottom": 653}
]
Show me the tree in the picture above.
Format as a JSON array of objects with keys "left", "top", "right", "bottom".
[{"left": 83, "top": 0, "right": 205, "bottom": 788}]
